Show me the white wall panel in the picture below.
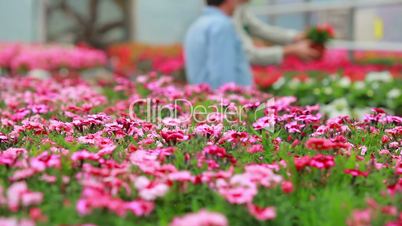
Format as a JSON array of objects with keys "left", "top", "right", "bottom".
[{"left": 134, "top": 0, "right": 203, "bottom": 44}]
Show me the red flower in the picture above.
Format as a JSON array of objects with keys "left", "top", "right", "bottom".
[
  {"left": 387, "top": 178, "right": 402, "bottom": 196},
  {"left": 29, "top": 207, "right": 47, "bottom": 222},
  {"left": 247, "top": 203, "right": 276, "bottom": 221},
  {"left": 161, "top": 130, "right": 189, "bottom": 144},
  {"left": 294, "top": 156, "right": 311, "bottom": 171},
  {"left": 309, "top": 155, "right": 335, "bottom": 169},
  {"left": 344, "top": 169, "right": 369, "bottom": 177},
  {"left": 372, "top": 108, "right": 386, "bottom": 114},
  {"left": 305, "top": 138, "right": 334, "bottom": 151},
  {"left": 382, "top": 135, "right": 391, "bottom": 144},
  {"left": 381, "top": 206, "right": 397, "bottom": 216},
  {"left": 317, "top": 23, "right": 335, "bottom": 38},
  {"left": 396, "top": 162, "right": 402, "bottom": 175}
]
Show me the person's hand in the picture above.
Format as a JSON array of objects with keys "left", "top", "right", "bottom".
[
  {"left": 293, "top": 32, "right": 307, "bottom": 42},
  {"left": 284, "top": 40, "right": 320, "bottom": 60}
]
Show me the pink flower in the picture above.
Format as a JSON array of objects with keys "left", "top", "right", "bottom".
[
  {"left": 7, "top": 182, "right": 30, "bottom": 211},
  {"left": 253, "top": 115, "right": 275, "bottom": 131},
  {"left": 281, "top": 181, "right": 294, "bottom": 193},
  {"left": 216, "top": 174, "right": 258, "bottom": 204},
  {"left": 285, "top": 121, "right": 305, "bottom": 134},
  {"left": 379, "top": 149, "right": 390, "bottom": 155},
  {"left": 71, "top": 150, "right": 100, "bottom": 162},
  {"left": 360, "top": 146, "right": 367, "bottom": 155},
  {"left": 96, "top": 145, "right": 116, "bottom": 157},
  {"left": 134, "top": 176, "right": 169, "bottom": 201},
  {"left": 168, "top": 171, "right": 194, "bottom": 182},
  {"left": 7, "top": 182, "right": 43, "bottom": 212},
  {"left": 389, "top": 142, "right": 399, "bottom": 149},
  {"left": 21, "top": 192, "right": 43, "bottom": 208},
  {"left": 125, "top": 200, "right": 155, "bottom": 217},
  {"left": 347, "top": 209, "right": 371, "bottom": 226},
  {"left": 247, "top": 204, "right": 276, "bottom": 221},
  {"left": 244, "top": 164, "right": 282, "bottom": 188},
  {"left": 76, "top": 199, "right": 92, "bottom": 216},
  {"left": 0, "top": 148, "right": 27, "bottom": 166},
  {"left": 170, "top": 210, "right": 228, "bottom": 226},
  {"left": 0, "top": 132, "right": 8, "bottom": 143},
  {"left": 10, "top": 169, "right": 37, "bottom": 182},
  {"left": 247, "top": 144, "right": 264, "bottom": 154},
  {"left": 130, "top": 150, "right": 161, "bottom": 173},
  {"left": 195, "top": 123, "right": 223, "bottom": 138},
  {"left": 0, "top": 217, "right": 35, "bottom": 226}
]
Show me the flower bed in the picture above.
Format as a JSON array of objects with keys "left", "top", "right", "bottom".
[
  {"left": 107, "top": 44, "right": 402, "bottom": 79},
  {"left": 0, "top": 74, "right": 401, "bottom": 226},
  {"left": 108, "top": 44, "right": 402, "bottom": 116},
  {"left": 253, "top": 50, "right": 402, "bottom": 87},
  {"left": 264, "top": 71, "right": 402, "bottom": 117},
  {"left": 0, "top": 43, "right": 107, "bottom": 74},
  {"left": 108, "top": 43, "right": 184, "bottom": 76},
  {"left": 355, "top": 51, "right": 402, "bottom": 66}
]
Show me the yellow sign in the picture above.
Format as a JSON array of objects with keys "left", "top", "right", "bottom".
[{"left": 374, "top": 16, "right": 384, "bottom": 40}]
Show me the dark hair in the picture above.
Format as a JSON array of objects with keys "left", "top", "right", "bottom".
[{"left": 206, "top": 0, "right": 225, "bottom": 6}]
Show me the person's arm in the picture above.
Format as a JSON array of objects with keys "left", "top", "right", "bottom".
[
  {"left": 242, "top": 6, "right": 299, "bottom": 45},
  {"left": 234, "top": 12, "right": 284, "bottom": 66},
  {"left": 206, "top": 22, "right": 238, "bottom": 89},
  {"left": 244, "top": 39, "right": 320, "bottom": 66},
  {"left": 245, "top": 43, "right": 285, "bottom": 66}
]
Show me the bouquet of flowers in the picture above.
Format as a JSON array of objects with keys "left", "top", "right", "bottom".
[{"left": 306, "top": 24, "right": 335, "bottom": 59}]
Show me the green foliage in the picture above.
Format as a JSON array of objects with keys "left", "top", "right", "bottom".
[
  {"left": 268, "top": 73, "right": 402, "bottom": 116},
  {"left": 306, "top": 27, "right": 334, "bottom": 45}
]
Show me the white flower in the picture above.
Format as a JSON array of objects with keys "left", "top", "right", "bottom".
[
  {"left": 324, "top": 87, "right": 333, "bottom": 95},
  {"left": 272, "top": 77, "right": 285, "bottom": 90},
  {"left": 288, "top": 79, "right": 300, "bottom": 90},
  {"left": 387, "top": 89, "right": 401, "bottom": 99},
  {"left": 371, "top": 83, "right": 380, "bottom": 90},
  {"left": 329, "top": 75, "right": 338, "bottom": 81},
  {"left": 321, "top": 98, "right": 351, "bottom": 119},
  {"left": 339, "top": 77, "right": 351, "bottom": 88},
  {"left": 352, "top": 108, "right": 372, "bottom": 119},
  {"left": 365, "top": 71, "right": 393, "bottom": 83},
  {"left": 28, "top": 69, "right": 50, "bottom": 80},
  {"left": 367, "top": 90, "right": 374, "bottom": 97},
  {"left": 354, "top": 81, "right": 365, "bottom": 90},
  {"left": 305, "top": 78, "right": 314, "bottom": 85},
  {"left": 313, "top": 88, "right": 321, "bottom": 95},
  {"left": 322, "top": 78, "right": 331, "bottom": 86},
  {"left": 332, "top": 98, "right": 349, "bottom": 111}
]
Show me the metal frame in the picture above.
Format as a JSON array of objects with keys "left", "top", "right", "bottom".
[
  {"left": 250, "top": 0, "right": 402, "bottom": 52},
  {"left": 37, "top": 0, "right": 47, "bottom": 43},
  {"left": 250, "top": 0, "right": 402, "bottom": 16},
  {"left": 330, "top": 40, "right": 402, "bottom": 51}
]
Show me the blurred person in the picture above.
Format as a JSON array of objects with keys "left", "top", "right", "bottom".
[
  {"left": 234, "top": 0, "right": 319, "bottom": 65},
  {"left": 184, "top": 0, "right": 253, "bottom": 89}
]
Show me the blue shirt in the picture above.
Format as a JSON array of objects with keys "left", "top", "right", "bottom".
[{"left": 184, "top": 7, "right": 253, "bottom": 89}]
